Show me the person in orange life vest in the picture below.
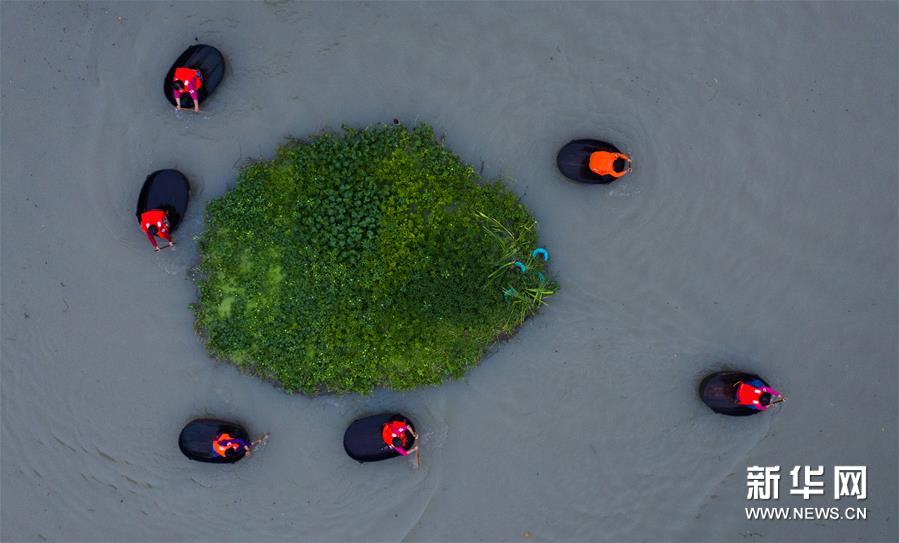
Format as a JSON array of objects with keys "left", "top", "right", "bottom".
[
  {"left": 139, "top": 209, "right": 173, "bottom": 252},
  {"left": 735, "top": 379, "right": 783, "bottom": 411},
  {"left": 588, "top": 151, "right": 632, "bottom": 179},
  {"left": 211, "top": 432, "right": 268, "bottom": 459},
  {"left": 381, "top": 420, "right": 418, "bottom": 456},
  {"left": 172, "top": 67, "right": 203, "bottom": 112},
  {"left": 212, "top": 433, "right": 250, "bottom": 459}
]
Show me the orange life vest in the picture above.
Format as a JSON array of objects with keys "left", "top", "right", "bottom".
[
  {"left": 140, "top": 209, "right": 169, "bottom": 237},
  {"left": 173, "top": 67, "right": 203, "bottom": 90},
  {"left": 736, "top": 382, "right": 764, "bottom": 407},
  {"left": 381, "top": 420, "right": 410, "bottom": 448},
  {"left": 212, "top": 433, "right": 242, "bottom": 457},
  {"left": 588, "top": 151, "right": 631, "bottom": 178}
]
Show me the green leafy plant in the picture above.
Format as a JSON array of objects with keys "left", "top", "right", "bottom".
[
  {"left": 478, "top": 211, "right": 557, "bottom": 330},
  {"left": 193, "top": 123, "right": 557, "bottom": 394}
]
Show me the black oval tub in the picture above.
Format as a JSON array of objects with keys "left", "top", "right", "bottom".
[
  {"left": 699, "top": 371, "right": 770, "bottom": 416},
  {"left": 556, "top": 139, "right": 626, "bottom": 184},
  {"left": 343, "top": 413, "right": 416, "bottom": 463},
  {"left": 136, "top": 169, "right": 190, "bottom": 231},
  {"left": 178, "top": 418, "right": 250, "bottom": 463},
  {"left": 163, "top": 44, "right": 226, "bottom": 108}
]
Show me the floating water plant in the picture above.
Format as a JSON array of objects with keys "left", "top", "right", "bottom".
[{"left": 193, "top": 123, "right": 556, "bottom": 394}]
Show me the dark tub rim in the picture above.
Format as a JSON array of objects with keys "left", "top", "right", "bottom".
[
  {"left": 178, "top": 418, "right": 250, "bottom": 463},
  {"left": 556, "top": 139, "right": 628, "bottom": 184},
  {"left": 135, "top": 169, "right": 190, "bottom": 231},
  {"left": 343, "top": 413, "right": 416, "bottom": 463},
  {"left": 699, "top": 371, "right": 770, "bottom": 416}
]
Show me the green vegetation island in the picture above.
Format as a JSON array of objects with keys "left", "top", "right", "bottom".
[{"left": 193, "top": 123, "right": 556, "bottom": 394}]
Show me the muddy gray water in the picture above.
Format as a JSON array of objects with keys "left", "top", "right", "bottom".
[{"left": 2, "top": 2, "right": 896, "bottom": 542}]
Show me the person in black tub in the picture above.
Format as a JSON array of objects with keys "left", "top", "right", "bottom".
[
  {"left": 344, "top": 413, "right": 419, "bottom": 463},
  {"left": 135, "top": 169, "right": 190, "bottom": 253},
  {"left": 211, "top": 431, "right": 267, "bottom": 460},
  {"left": 699, "top": 371, "right": 785, "bottom": 416},
  {"left": 556, "top": 139, "right": 633, "bottom": 184},
  {"left": 178, "top": 418, "right": 267, "bottom": 463},
  {"left": 163, "top": 44, "right": 226, "bottom": 111}
]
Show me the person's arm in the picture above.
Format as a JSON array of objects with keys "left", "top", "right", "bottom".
[
  {"left": 145, "top": 230, "right": 159, "bottom": 251},
  {"left": 761, "top": 386, "right": 781, "bottom": 397},
  {"left": 173, "top": 90, "right": 182, "bottom": 110},
  {"left": 161, "top": 217, "right": 174, "bottom": 244}
]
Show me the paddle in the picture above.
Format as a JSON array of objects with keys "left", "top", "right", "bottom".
[{"left": 409, "top": 428, "right": 420, "bottom": 467}]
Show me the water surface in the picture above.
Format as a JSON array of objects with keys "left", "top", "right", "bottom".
[{"left": 2, "top": 2, "right": 896, "bottom": 541}]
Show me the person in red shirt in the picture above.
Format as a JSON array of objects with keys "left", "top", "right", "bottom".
[
  {"left": 735, "top": 379, "right": 783, "bottom": 411},
  {"left": 139, "top": 209, "right": 174, "bottom": 252},
  {"left": 172, "top": 67, "right": 203, "bottom": 112},
  {"left": 381, "top": 419, "right": 418, "bottom": 456}
]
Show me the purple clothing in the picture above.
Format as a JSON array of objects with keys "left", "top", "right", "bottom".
[
  {"left": 173, "top": 86, "right": 199, "bottom": 103},
  {"left": 211, "top": 437, "right": 249, "bottom": 456},
  {"left": 753, "top": 386, "right": 781, "bottom": 411},
  {"left": 761, "top": 385, "right": 781, "bottom": 397}
]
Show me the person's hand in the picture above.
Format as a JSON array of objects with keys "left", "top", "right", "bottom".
[
  {"left": 154, "top": 247, "right": 160, "bottom": 252},
  {"left": 175, "top": 104, "right": 181, "bottom": 111}
]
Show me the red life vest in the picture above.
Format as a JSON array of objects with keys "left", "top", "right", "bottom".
[
  {"left": 140, "top": 209, "right": 169, "bottom": 237},
  {"left": 381, "top": 421, "right": 410, "bottom": 448},
  {"left": 736, "top": 382, "right": 764, "bottom": 408},
  {"left": 173, "top": 67, "right": 203, "bottom": 90},
  {"left": 212, "top": 433, "right": 241, "bottom": 457}
]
